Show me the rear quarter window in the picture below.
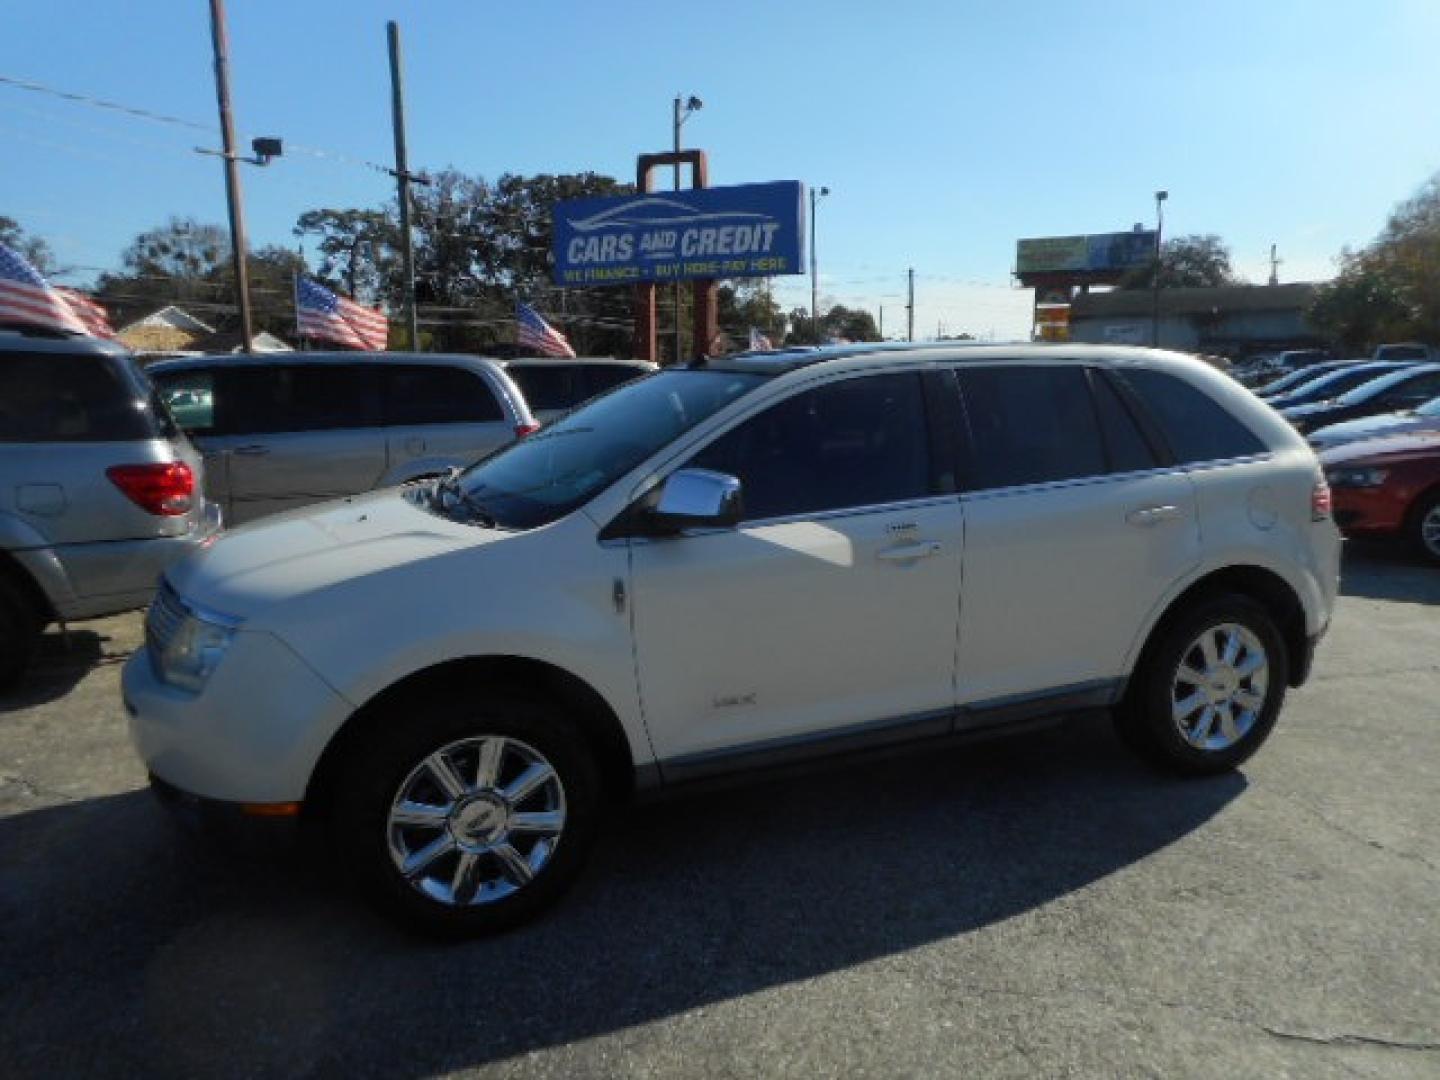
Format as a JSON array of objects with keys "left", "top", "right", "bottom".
[
  {"left": 385, "top": 365, "right": 504, "bottom": 425},
  {"left": 1119, "top": 368, "right": 1267, "bottom": 464},
  {"left": 0, "top": 352, "right": 157, "bottom": 442}
]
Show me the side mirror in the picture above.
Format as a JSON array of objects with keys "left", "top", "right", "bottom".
[{"left": 649, "top": 469, "right": 743, "bottom": 534}]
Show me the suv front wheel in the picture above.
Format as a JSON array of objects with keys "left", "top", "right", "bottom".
[
  {"left": 1117, "top": 593, "right": 1289, "bottom": 775},
  {"left": 333, "top": 693, "right": 601, "bottom": 937}
]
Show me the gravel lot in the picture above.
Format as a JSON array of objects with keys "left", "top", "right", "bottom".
[{"left": 2, "top": 544, "right": 1437, "bottom": 1079}]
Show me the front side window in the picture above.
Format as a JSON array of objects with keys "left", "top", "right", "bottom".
[
  {"left": 454, "top": 369, "right": 766, "bottom": 530},
  {"left": 386, "top": 366, "right": 503, "bottom": 425},
  {"left": 0, "top": 353, "right": 156, "bottom": 443},
  {"left": 223, "top": 365, "right": 382, "bottom": 435},
  {"left": 1118, "top": 368, "right": 1266, "bottom": 463},
  {"left": 957, "top": 366, "right": 1107, "bottom": 490},
  {"left": 689, "top": 373, "right": 933, "bottom": 521}
]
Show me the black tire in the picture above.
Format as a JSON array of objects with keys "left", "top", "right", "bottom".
[
  {"left": 0, "top": 574, "right": 44, "bottom": 691},
  {"left": 1116, "top": 592, "right": 1289, "bottom": 776},
  {"left": 332, "top": 692, "right": 601, "bottom": 938},
  {"left": 1407, "top": 489, "right": 1440, "bottom": 565}
]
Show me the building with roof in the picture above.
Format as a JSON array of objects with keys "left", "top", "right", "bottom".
[
  {"left": 1068, "top": 283, "right": 1324, "bottom": 358},
  {"left": 116, "top": 305, "right": 292, "bottom": 356}
]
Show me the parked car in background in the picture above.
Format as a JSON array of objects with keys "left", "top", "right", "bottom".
[
  {"left": 1280, "top": 363, "right": 1440, "bottom": 435},
  {"left": 1322, "top": 432, "right": 1440, "bottom": 563},
  {"left": 149, "top": 352, "right": 536, "bottom": 526},
  {"left": 0, "top": 329, "right": 220, "bottom": 687},
  {"left": 1307, "top": 393, "right": 1440, "bottom": 451},
  {"left": 499, "top": 357, "right": 656, "bottom": 422},
  {"left": 1254, "top": 359, "right": 1355, "bottom": 399},
  {"left": 1264, "top": 361, "right": 1419, "bottom": 410},
  {"left": 125, "top": 343, "right": 1340, "bottom": 935},
  {"left": 1370, "top": 343, "right": 1433, "bottom": 363}
]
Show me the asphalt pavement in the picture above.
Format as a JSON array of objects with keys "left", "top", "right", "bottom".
[{"left": 1, "top": 544, "right": 1437, "bottom": 1078}]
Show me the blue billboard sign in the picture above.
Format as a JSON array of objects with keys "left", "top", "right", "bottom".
[{"left": 553, "top": 181, "right": 806, "bottom": 286}]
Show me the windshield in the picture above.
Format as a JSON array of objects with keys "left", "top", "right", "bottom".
[
  {"left": 1284, "top": 363, "right": 1403, "bottom": 404},
  {"left": 450, "top": 369, "right": 767, "bottom": 529},
  {"left": 1263, "top": 364, "right": 1340, "bottom": 394},
  {"left": 1418, "top": 396, "right": 1440, "bottom": 417}
]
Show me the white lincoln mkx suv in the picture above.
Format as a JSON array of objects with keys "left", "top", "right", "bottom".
[{"left": 124, "top": 344, "right": 1341, "bottom": 935}]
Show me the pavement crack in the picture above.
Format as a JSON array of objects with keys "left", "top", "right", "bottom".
[
  {"left": 1259, "top": 1025, "right": 1440, "bottom": 1053},
  {"left": 1262, "top": 787, "right": 1440, "bottom": 876},
  {"left": 0, "top": 771, "right": 78, "bottom": 805}
]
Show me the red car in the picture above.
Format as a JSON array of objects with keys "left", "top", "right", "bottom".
[{"left": 1320, "top": 431, "right": 1440, "bottom": 563}]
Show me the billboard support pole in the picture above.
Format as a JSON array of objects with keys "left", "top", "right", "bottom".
[{"left": 633, "top": 149, "right": 713, "bottom": 362}]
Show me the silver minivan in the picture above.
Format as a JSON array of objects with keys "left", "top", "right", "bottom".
[
  {"left": 0, "top": 330, "right": 220, "bottom": 686},
  {"left": 148, "top": 352, "right": 537, "bottom": 526}
]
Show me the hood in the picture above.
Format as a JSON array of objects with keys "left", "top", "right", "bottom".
[
  {"left": 1309, "top": 410, "right": 1429, "bottom": 447},
  {"left": 1279, "top": 400, "right": 1337, "bottom": 419},
  {"left": 166, "top": 487, "right": 496, "bottom": 619},
  {"left": 1318, "top": 430, "right": 1440, "bottom": 468}
]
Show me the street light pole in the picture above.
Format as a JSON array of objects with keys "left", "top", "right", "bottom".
[
  {"left": 672, "top": 94, "right": 702, "bottom": 362},
  {"left": 206, "top": 0, "right": 254, "bottom": 353},
  {"left": 1152, "top": 189, "right": 1168, "bottom": 347},
  {"left": 810, "top": 185, "right": 829, "bottom": 340},
  {"left": 388, "top": 21, "right": 419, "bottom": 351}
]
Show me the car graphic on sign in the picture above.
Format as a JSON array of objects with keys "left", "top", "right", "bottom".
[{"left": 568, "top": 196, "right": 772, "bottom": 233}]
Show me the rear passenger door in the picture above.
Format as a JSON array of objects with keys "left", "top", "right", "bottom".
[
  {"left": 210, "top": 364, "right": 386, "bottom": 524},
  {"left": 953, "top": 365, "right": 1201, "bottom": 710},
  {"left": 383, "top": 365, "right": 514, "bottom": 477}
]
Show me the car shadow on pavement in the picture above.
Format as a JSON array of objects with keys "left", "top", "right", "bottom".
[
  {"left": 0, "top": 629, "right": 124, "bottom": 714},
  {"left": 0, "top": 713, "right": 1245, "bottom": 1079},
  {"left": 1340, "top": 541, "right": 1440, "bottom": 605}
]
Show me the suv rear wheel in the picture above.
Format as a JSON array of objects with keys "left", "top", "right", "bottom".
[
  {"left": 0, "top": 574, "right": 44, "bottom": 690},
  {"left": 332, "top": 693, "right": 601, "bottom": 937},
  {"left": 1117, "top": 593, "right": 1289, "bottom": 775}
]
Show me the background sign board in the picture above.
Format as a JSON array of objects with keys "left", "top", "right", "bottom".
[
  {"left": 553, "top": 181, "right": 806, "bottom": 286},
  {"left": 1017, "top": 230, "right": 1158, "bottom": 275}
]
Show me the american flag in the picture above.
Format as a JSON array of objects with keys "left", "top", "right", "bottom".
[
  {"left": 0, "top": 242, "right": 89, "bottom": 336},
  {"left": 515, "top": 301, "right": 575, "bottom": 358},
  {"left": 55, "top": 288, "right": 116, "bottom": 339},
  {"left": 748, "top": 327, "right": 773, "bottom": 351},
  {"left": 296, "top": 276, "right": 389, "bottom": 351}
]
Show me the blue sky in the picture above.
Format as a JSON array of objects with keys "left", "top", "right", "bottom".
[{"left": 4, "top": 0, "right": 1440, "bottom": 339}]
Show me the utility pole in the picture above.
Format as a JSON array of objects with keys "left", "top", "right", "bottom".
[
  {"left": 207, "top": 0, "right": 254, "bottom": 353},
  {"left": 1151, "top": 189, "right": 1168, "bottom": 347},
  {"left": 906, "top": 267, "right": 915, "bottom": 342},
  {"left": 809, "top": 185, "right": 829, "bottom": 341},
  {"left": 388, "top": 21, "right": 419, "bottom": 351},
  {"left": 670, "top": 95, "right": 702, "bottom": 362},
  {"left": 1268, "top": 243, "right": 1282, "bottom": 286},
  {"left": 879, "top": 304, "right": 884, "bottom": 339}
]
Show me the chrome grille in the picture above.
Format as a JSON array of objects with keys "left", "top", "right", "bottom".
[{"left": 144, "top": 581, "right": 187, "bottom": 669}]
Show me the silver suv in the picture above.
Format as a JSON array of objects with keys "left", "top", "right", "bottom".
[
  {"left": 147, "top": 352, "right": 536, "bottom": 526},
  {"left": 0, "top": 329, "right": 219, "bottom": 687}
]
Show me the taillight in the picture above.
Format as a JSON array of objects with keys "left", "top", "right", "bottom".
[
  {"left": 107, "top": 462, "right": 194, "bottom": 516},
  {"left": 1311, "top": 476, "right": 1333, "bottom": 521},
  {"left": 514, "top": 421, "right": 541, "bottom": 439}
]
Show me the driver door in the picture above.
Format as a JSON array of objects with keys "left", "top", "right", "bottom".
[{"left": 627, "top": 371, "right": 965, "bottom": 771}]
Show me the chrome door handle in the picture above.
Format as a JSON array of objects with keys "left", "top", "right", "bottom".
[
  {"left": 231, "top": 444, "right": 270, "bottom": 456},
  {"left": 877, "top": 541, "right": 942, "bottom": 561},
  {"left": 1126, "top": 504, "right": 1182, "bottom": 527}
]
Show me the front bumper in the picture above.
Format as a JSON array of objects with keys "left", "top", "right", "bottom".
[
  {"left": 1331, "top": 486, "right": 1407, "bottom": 537},
  {"left": 148, "top": 773, "right": 301, "bottom": 852},
  {"left": 123, "top": 627, "right": 353, "bottom": 805}
]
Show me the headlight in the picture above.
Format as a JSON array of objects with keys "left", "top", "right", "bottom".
[
  {"left": 146, "top": 587, "right": 239, "bottom": 692},
  {"left": 1326, "top": 467, "right": 1389, "bottom": 489}
]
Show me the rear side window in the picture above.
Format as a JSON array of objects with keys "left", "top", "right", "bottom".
[
  {"left": 1119, "top": 369, "right": 1266, "bottom": 463},
  {"left": 584, "top": 365, "right": 644, "bottom": 397},
  {"left": 506, "top": 365, "right": 579, "bottom": 412},
  {"left": 152, "top": 370, "right": 216, "bottom": 434},
  {"left": 223, "top": 365, "right": 382, "bottom": 435},
  {"left": 1092, "top": 373, "right": 1161, "bottom": 473},
  {"left": 0, "top": 352, "right": 156, "bottom": 442},
  {"left": 386, "top": 365, "right": 504, "bottom": 424},
  {"left": 957, "top": 366, "right": 1107, "bottom": 490}
]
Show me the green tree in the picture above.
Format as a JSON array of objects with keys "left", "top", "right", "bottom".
[
  {"left": 1119, "top": 234, "right": 1238, "bottom": 289},
  {"left": 294, "top": 208, "right": 398, "bottom": 303},
  {"left": 0, "top": 216, "right": 54, "bottom": 274}
]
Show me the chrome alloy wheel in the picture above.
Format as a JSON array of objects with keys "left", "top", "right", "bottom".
[
  {"left": 1422, "top": 503, "right": 1440, "bottom": 559},
  {"left": 1170, "top": 622, "right": 1270, "bottom": 752},
  {"left": 386, "top": 736, "right": 567, "bottom": 906}
]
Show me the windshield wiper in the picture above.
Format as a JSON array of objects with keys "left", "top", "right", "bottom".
[{"left": 434, "top": 468, "right": 496, "bottom": 528}]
